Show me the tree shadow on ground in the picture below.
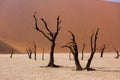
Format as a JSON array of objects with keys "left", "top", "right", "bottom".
[
  {"left": 40, "top": 65, "right": 64, "bottom": 68},
  {"left": 97, "top": 69, "right": 120, "bottom": 72},
  {"left": 39, "top": 66, "right": 120, "bottom": 72},
  {"left": 93, "top": 67, "right": 120, "bottom": 72}
]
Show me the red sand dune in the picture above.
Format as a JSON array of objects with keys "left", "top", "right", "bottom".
[
  {"left": 0, "top": 40, "right": 20, "bottom": 54},
  {"left": 0, "top": 0, "right": 120, "bottom": 52}
]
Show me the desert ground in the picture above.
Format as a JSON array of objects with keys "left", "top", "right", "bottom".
[{"left": 0, "top": 53, "right": 120, "bottom": 80}]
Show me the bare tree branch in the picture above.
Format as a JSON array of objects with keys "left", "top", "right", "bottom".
[
  {"left": 33, "top": 12, "right": 52, "bottom": 41},
  {"left": 62, "top": 45, "right": 74, "bottom": 54},
  {"left": 86, "top": 28, "right": 99, "bottom": 71},
  {"left": 99, "top": 44, "right": 106, "bottom": 58},
  {"left": 81, "top": 42, "right": 85, "bottom": 60},
  {"left": 57, "top": 16, "right": 61, "bottom": 31},
  {"left": 53, "top": 16, "right": 61, "bottom": 39},
  {"left": 93, "top": 28, "right": 99, "bottom": 52},
  {"left": 41, "top": 18, "right": 53, "bottom": 37},
  {"left": 91, "top": 31, "right": 94, "bottom": 52}
]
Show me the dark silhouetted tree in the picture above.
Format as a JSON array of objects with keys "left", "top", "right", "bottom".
[
  {"left": 42, "top": 48, "right": 44, "bottom": 61},
  {"left": 62, "top": 31, "right": 83, "bottom": 71},
  {"left": 33, "top": 41, "right": 37, "bottom": 60},
  {"left": 10, "top": 48, "right": 14, "bottom": 58},
  {"left": 69, "top": 51, "right": 72, "bottom": 61},
  {"left": 99, "top": 44, "right": 106, "bottom": 58},
  {"left": 81, "top": 42, "right": 85, "bottom": 60},
  {"left": 33, "top": 13, "right": 61, "bottom": 67},
  {"left": 114, "top": 48, "right": 119, "bottom": 59},
  {"left": 26, "top": 47, "right": 32, "bottom": 59},
  {"left": 85, "top": 28, "right": 99, "bottom": 71}
]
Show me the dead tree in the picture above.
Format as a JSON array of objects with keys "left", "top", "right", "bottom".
[
  {"left": 42, "top": 48, "right": 44, "bottom": 60},
  {"left": 33, "top": 41, "right": 37, "bottom": 60},
  {"left": 69, "top": 51, "right": 72, "bottom": 61},
  {"left": 26, "top": 47, "right": 32, "bottom": 59},
  {"left": 99, "top": 44, "right": 106, "bottom": 58},
  {"left": 33, "top": 13, "right": 61, "bottom": 67},
  {"left": 62, "top": 31, "right": 83, "bottom": 71},
  {"left": 85, "top": 28, "right": 99, "bottom": 71},
  {"left": 81, "top": 42, "right": 85, "bottom": 60},
  {"left": 114, "top": 48, "right": 119, "bottom": 59},
  {"left": 10, "top": 48, "right": 14, "bottom": 58}
]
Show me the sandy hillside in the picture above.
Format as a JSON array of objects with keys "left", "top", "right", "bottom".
[
  {"left": 0, "top": 40, "right": 20, "bottom": 54},
  {"left": 0, "top": 53, "right": 120, "bottom": 80}
]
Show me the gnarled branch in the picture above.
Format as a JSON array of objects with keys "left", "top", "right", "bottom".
[
  {"left": 33, "top": 12, "right": 52, "bottom": 41},
  {"left": 41, "top": 18, "right": 53, "bottom": 37}
]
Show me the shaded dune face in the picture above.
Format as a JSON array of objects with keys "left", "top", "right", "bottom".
[
  {"left": 0, "top": 40, "right": 20, "bottom": 54},
  {"left": 0, "top": 0, "right": 120, "bottom": 52}
]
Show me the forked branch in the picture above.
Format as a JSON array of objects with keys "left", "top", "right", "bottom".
[
  {"left": 26, "top": 47, "right": 33, "bottom": 59},
  {"left": 33, "top": 13, "right": 52, "bottom": 41},
  {"left": 86, "top": 28, "right": 99, "bottom": 71},
  {"left": 33, "top": 12, "right": 62, "bottom": 67},
  {"left": 41, "top": 18, "right": 53, "bottom": 37}
]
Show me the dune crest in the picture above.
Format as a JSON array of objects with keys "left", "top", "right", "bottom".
[{"left": 0, "top": 40, "right": 20, "bottom": 54}]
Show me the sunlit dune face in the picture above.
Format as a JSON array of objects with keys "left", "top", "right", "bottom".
[{"left": 0, "top": 0, "right": 120, "bottom": 52}]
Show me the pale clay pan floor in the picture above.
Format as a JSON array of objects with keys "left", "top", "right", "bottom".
[{"left": 0, "top": 53, "right": 120, "bottom": 80}]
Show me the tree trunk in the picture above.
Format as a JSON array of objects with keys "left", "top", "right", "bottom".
[
  {"left": 100, "top": 44, "right": 105, "bottom": 58},
  {"left": 73, "top": 53, "right": 82, "bottom": 70},
  {"left": 81, "top": 52, "right": 84, "bottom": 60},
  {"left": 34, "top": 53, "right": 36, "bottom": 60},
  {"left": 100, "top": 51, "right": 104, "bottom": 58},
  {"left": 42, "top": 49, "right": 44, "bottom": 60},
  {"left": 69, "top": 51, "right": 72, "bottom": 61},
  {"left": 10, "top": 49, "right": 14, "bottom": 58},
  {"left": 47, "top": 42, "right": 58, "bottom": 67},
  {"left": 86, "top": 52, "right": 95, "bottom": 71}
]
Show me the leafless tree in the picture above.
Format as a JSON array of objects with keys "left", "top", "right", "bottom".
[
  {"left": 10, "top": 48, "right": 14, "bottom": 58},
  {"left": 81, "top": 42, "right": 85, "bottom": 60},
  {"left": 85, "top": 28, "right": 99, "bottom": 71},
  {"left": 33, "top": 41, "right": 37, "bottom": 60},
  {"left": 99, "top": 44, "right": 106, "bottom": 58},
  {"left": 33, "top": 13, "right": 61, "bottom": 67},
  {"left": 69, "top": 51, "right": 72, "bottom": 61},
  {"left": 26, "top": 47, "right": 32, "bottom": 59},
  {"left": 42, "top": 48, "right": 45, "bottom": 60},
  {"left": 114, "top": 48, "right": 119, "bottom": 59},
  {"left": 62, "top": 31, "right": 83, "bottom": 71}
]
